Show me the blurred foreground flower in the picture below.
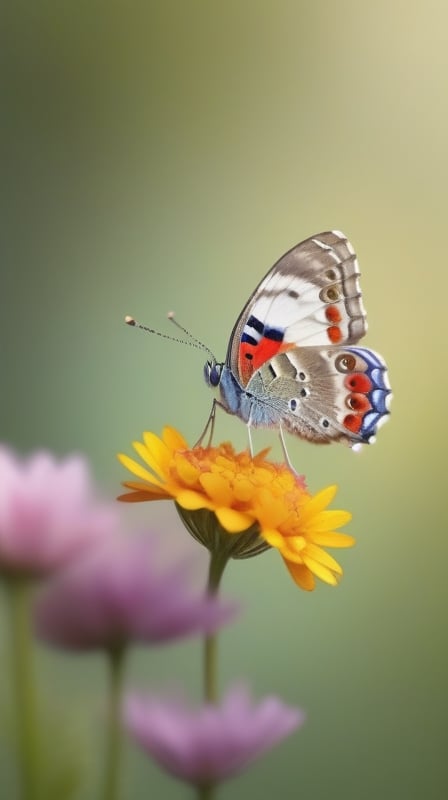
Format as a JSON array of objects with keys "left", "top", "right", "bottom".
[
  {"left": 35, "top": 532, "right": 237, "bottom": 651},
  {"left": 118, "top": 427, "right": 354, "bottom": 590},
  {"left": 35, "top": 531, "right": 237, "bottom": 800},
  {"left": 0, "top": 446, "right": 117, "bottom": 579},
  {"left": 125, "top": 684, "right": 304, "bottom": 789},
  {"left": 0, "top": 445, "right": 119, "bottom": 800}
]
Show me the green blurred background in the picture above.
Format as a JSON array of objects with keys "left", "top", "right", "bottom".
[{"left": 2, "top": 1, "right": 447, "bottom": 798}]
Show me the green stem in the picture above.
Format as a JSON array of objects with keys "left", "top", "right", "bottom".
[
  {"left": 203, "top": 550, "right": 228, "bottom": 704},
  {"left": 204, "top": 630, "right": 218, "bottom": 704},
  {"left": 197, "top": 785, "right": 213, "bottom": 800},
  {"left": 201, "top": 551, "right": 230, "bottom": 800},
  {"left": 102, "top": 646, "right": 127, "bottom": 800},
  {"left": 6, "top": 577, "right": 41, "bottom": 800}
]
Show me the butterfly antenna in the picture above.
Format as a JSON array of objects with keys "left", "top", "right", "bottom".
[
  {"left": 167, "top": 312, "right": 216, "bottom": 360},
  {"left": 125, "top": 314, "right": 217, "bottom": 360}
]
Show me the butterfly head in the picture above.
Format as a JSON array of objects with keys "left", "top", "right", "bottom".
[{"left": 203, "top": 359, "right": 223, "bottom": 388}]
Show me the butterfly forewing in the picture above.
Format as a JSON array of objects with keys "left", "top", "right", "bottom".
[{"left": 227, "top": 231, "right": 367, "bottom": 388}]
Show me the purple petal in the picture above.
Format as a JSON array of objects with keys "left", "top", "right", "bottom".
[
  {"left": 125, "top": 684, "right": 305, "bottom": 786},
  {"left": 35, "top": 532, "right": 238, "bottom": 650},
  {"left": 0, "top": 446, "right": 118, "bottom": 577}
]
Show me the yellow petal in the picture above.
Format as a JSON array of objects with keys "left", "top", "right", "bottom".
[
  {"left": 117, "top": 453, "right": 158, "bottom": 484},
  {"left": 174, "top": 453, "right": 201, "bottom": 486},
  {"left": 132, "top": 441, "right": 166, "bottom": 479},
  {"left": 200, "top": 473, "right": 234, "bottom": 506},
  {"left": 117, "top": 490, "right": 167, "bottom": 502},
  {"left": 142, "top": 431, "right": 173, "bottom": 473},
  {"left": 261, "top": 528, "right": 285, "bottom": 549},
  {"left": 284, "top": 559, "right": 316, "bottom": 591},
  {"left": 253, "top": 467, "right": 276, "bottom": 485},
  {"left": 122, "top": 480, "right": 168, "bottom": 495},
  {"left": 176, "top": 489, "right": 214, "bottom": 511},
  {"left": 215, "top": 507, "right": 255, "bottom": 533},
  {"left": 302, "top": 555, "right": 340, "bottom": 585},
  {"left": 233, "top": 477, "right": 255, "bottom": 503},
  {"left": 162, "top": 426, "right": 188, "bottom": 451},
  {"left": 305, "top": 509, "right": 352, "bottom": 532},
  {"left": 311, "top": 532, "right": 356, "bottom": 548},
  {"left": 252, "top": 490, "right": 288, "bottom": 528},
  {"left": 305, "top": 544, "right": 343, "bottom": 574},
  {"left": 277, "top": 536, "right": 307, "bottom": 562},
  {"left": 300, "top": 485, "right": 338, "bottom": 520}
]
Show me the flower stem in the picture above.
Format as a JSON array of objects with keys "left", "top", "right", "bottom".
[
  {"left": 102, "top": 646, "right": 127, "bottom": 800},
  {"left": 6, "top": 577, "right": 41, "bottom": 800},
  {"left": 204, "top": 630, "right": 218, "bottom": 704},
  {"left": 202, "top": 551, "right": 230, "bottom": 800},
  {"left": 197, "top": 786, "right": 213, "bottom": 800},
  {"left": 203, "top": 550, "right": 228, "bottom": 703}
]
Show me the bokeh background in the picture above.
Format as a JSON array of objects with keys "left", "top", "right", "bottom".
[{"left": 2, "top": 1, "right": 447, "bottom": 798}]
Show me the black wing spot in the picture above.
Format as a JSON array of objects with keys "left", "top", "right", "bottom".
[
  {"left": 245, "top": 352, "right": 253, "bottom": 360},
  {"left": 268, "top": 363, "right": 277, "bottom": 378},
  {"left": 264, "top": 326, "right": 284, "bottom": 342},
  {"left": 247, "top": 315, "right": 264, "bottom": 334},
  {"left": 241, "top": 333, "right": 258, "bottom": 346},
  {"left": 288, "top": 289, "right": 299, "bottom": 299}
]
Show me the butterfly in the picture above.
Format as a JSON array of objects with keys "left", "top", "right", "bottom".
[{"left": 203, "top": 230, "right": 391, "bottom": 462}]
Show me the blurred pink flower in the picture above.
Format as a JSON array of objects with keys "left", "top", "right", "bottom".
[
  {"left": 125, "top": 685, "right": 304, "bottom": 787},
  {"left": 0, "top": 446, "right": 117, "bottom": 578},
  {"left": 35, "top": 532, "right": 238, "bottom": 650}
]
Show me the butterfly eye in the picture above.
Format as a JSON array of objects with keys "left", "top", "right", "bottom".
[
  {"left": 204, "top": 361, "right": 222, "bottom": 387},
  {"left": 335, "top": 353, "right": 357, "bottom": 373},
  {"left": 320, "top": 285, "right": 341, "bottom": 303}
]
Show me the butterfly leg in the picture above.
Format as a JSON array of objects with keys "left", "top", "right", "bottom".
[
  {"left": 194, "top": 400, "right": 217, "bottom": 448},
  {"left": 247, "top": 424, "right": 254, "bottom": 457},
  {"left": 278, "top": 425, "right": 300, "bottom": 475}
]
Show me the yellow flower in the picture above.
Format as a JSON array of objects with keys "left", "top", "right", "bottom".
[
  {"left": 118, "top": 427, "right": 354, "bottom": 591},
  {"left": 252, "top": 483, "right": 353, "bottom": 591}
]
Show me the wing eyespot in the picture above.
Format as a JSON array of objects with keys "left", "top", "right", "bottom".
[
  {"left": 335, "top": 353, "right": 357, "bottom": 373},
  {"left": 288, "top": 398, "right": 298, "bottom": 412},
  {"left": 320, "top": 417, "right": 330, "bottom": 429},
  {"left": 300, "top": 387, "right": 309, "bottom": 398},
  {"left": 320, "top": 285, "right": 341, "bottom": 303},
  {"left": 346, "top": 393, "right": 371, "bottom": 412},
  {"left": 325, "top": 268, "right": 338, "bottom": 281},
  {"left": 298, "top": 371, "right": 307, "bottom": 381}
]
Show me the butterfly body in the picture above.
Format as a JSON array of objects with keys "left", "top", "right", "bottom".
[{"left": 204, "top": 231, "right": 391, "bottom": 448}]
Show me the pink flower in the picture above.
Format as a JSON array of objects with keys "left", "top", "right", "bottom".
[
  {"left": 125, "top": 685, "right": 304, "bottom": 787},
  {"left": 0, "top": 446, "right": 117, "bottom": 578},
  {"left": 35, "top": 533, "right": 237, "bottom": 650}
]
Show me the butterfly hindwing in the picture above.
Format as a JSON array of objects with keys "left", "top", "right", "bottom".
[
  {"left": 246, "top": 344, "right": 390, "bottom": 445},
  {"left": 227, "top": 231, "right": 367, "bottom": 387}
]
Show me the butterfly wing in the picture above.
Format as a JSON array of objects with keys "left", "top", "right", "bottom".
[
  {"left": 247, "top": 344, "right": 390, "bottom": 445},
  {"left": 226, "top": 230, "right": 390, "bottom": 445},
  {"left": 227, "top": 230, "right": 366, "bottom": 386}
]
